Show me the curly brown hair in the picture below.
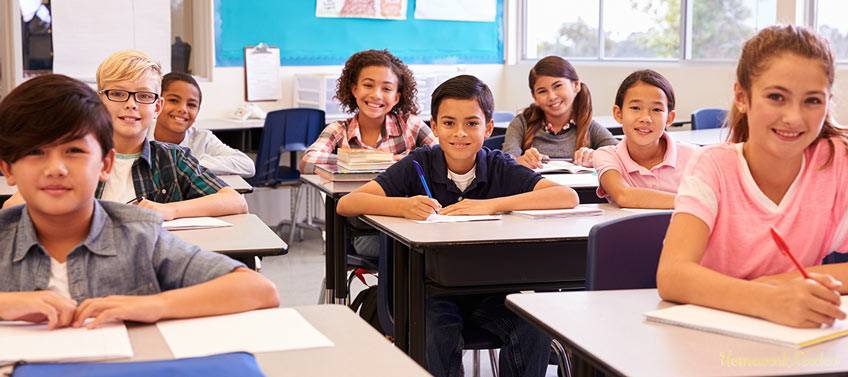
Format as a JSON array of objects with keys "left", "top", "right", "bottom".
[{"left": 335, "top": 49, "right": 419, "bottom": 116}]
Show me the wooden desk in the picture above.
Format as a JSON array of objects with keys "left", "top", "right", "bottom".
[
  {"left": 668, "top": 127, "right": 730, "bottom": 146},
  {"left": 125, "top": 305, "right": 429, "bottom": 376},
  {"left": 361, "top": 204, "right": 666, "bottom": 364},
  {"left": 300, "top": 174, "right": 367, "bottom": 304},
  {"left": 171, "top": 214, "right": 287, "bottom": 264},
  {"left": 219, "top": 174, "right": 254, "bottom": 194},
  {"left": 506, "top": 289, "right": 848, "bottom": 377}
]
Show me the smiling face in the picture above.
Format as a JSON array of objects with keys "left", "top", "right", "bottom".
[
  {"left": 351, "top": 65, "right": 401, "bottom": 122},
  {"left": 531, "top": 75, "right": 580, "bottom": 122},
  {"left": 735, "top": 53, "right": 831, "bottom": 163},
  {"left": 99, "top": 75, "right": 163, "bottom": 152},
  {"left": 0, "top": 134, "right": 114, "bottom": 221},
  {"left": 431, "top": 98, "right": 494, "bottom": 174},
  {"left": 156, "top": 80, "right": 201, "bottom": 140},
  {"left": 614, "top": 81, "right": 675, "bottom": 148}
]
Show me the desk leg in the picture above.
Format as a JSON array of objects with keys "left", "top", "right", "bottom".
[
  {"left": 408, "top": 248, "right": 426, "bottom": 364},
  {"left": 323, "top": 197, "right": 336, "bottom": 304},
  {"left": 333, "top": 205, "right": 348, "bottom": 305},
  {"left": 393, "top": 240, "right": 409, "bottom": 353}
]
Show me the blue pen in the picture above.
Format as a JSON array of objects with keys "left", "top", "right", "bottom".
[{"left": 412, "top": 160, "right": 433, "bottom": 198}]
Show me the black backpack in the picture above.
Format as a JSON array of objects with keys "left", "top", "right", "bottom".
[{"left": 350, "top": 286, "right": 388, "bottom": 338}]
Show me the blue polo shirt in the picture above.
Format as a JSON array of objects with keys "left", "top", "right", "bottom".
[{"left": 375, "top": 145, "right": 543, "bottom": 205}]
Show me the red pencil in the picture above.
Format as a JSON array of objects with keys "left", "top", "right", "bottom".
[{"left": 770, "top": 226, "right": 811, "bottom": 279}]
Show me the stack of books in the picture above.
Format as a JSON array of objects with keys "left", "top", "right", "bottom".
[{"left": 315, "top": 149, "right": 395, "bottom": 181}]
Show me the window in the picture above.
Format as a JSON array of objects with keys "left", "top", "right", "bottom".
[
  {"left": 522, "top": 0, "right": 776, "bottom": 62},
  {"left": 19, "top": 0, "right": 52, "bottom": 77},
  {"left": 170, "top": 0, "right": 213, "bottom": 78},
  {"left": 814, "top": 0, "right": 848, "bottom": 61}
]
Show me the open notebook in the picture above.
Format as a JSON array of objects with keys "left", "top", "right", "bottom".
[
  {"left": 644, "top": 302, "right": 848, "bottom": 348},
  {"left": 533, "top": 160, "right": 595, "bottom": 174}
]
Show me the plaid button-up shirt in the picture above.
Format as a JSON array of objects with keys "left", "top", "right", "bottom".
[
  {"left": 96, "top": 139, "right": 226, "bottom": 203},
  {"left": 299, "top": 113, "right": 437, "bottom": 173}
]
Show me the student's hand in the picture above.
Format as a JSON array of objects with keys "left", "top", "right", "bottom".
[
  {"left": 400, "top": 196, "right": 441, "bottom": 220},
  {"left": 574, "top": 147, "right": 595, "bottom": 167},
  {"left": 515, "top": 148, "right": 547, "bottom": 169},
  {"left": 137, "top": 199, "right": 178, "bottom": 221},
  {"left": 757, "top": 273, "right": 845, "bottom": 328},
  {"left": 0, "top": 291, "right": 77, "bottom": 329},
  {"left": 439, "top": 199, "right": 498, "bottom": 216},
  {"left": 72, "top": 295, "right": 167, "bottom": 329}
]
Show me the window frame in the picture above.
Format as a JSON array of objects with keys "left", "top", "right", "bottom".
[{"left": 518, "top": 0, "right": 776, "bottom": 64}]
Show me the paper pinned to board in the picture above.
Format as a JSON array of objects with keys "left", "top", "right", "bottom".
[
  {"left": 156, "top": 308, "right": 334, "bottom": 358},
  {"left": 244, "top": 43, "right": 281, "bottom": 102},
  {"left": 162, "top": 217, "right": 232, "bottom": 231},
  {"left": 0, "top": 320, "right": 133, "bottom": 366},
  {"left": 413, "top": 214, "right": 502, "bottom": 223}
]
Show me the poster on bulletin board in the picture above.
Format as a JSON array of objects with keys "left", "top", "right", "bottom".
[
  {"left": 414, "top": 0, "right": 495, "bottom": 22},
  {"left": 316, "top": 0, "right": 407, "bottom": 20},
  {"left": 243, "top": 43, "right": 281, "bottom": 102}
]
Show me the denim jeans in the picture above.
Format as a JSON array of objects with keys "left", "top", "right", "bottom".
[{"left": 426, "top": 293, "right": 551, "bottom": 377}]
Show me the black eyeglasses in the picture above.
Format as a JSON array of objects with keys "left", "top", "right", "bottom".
[{"left": 99, "top": 89, "right": 160, "bottom": 104}]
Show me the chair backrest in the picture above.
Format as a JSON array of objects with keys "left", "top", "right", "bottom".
[
  {"left": 248, "top": 108, "right": 325, "bottom": 186},
  {"left": 691, "top": 108, "right": 728, "bottom": 130},
  {"left": 492, "top": 111, "right": 516, "bottom": 123},
  {"left": 586, "top": 212, "right": 672, "bottom": 291},
  {"left": 482, "top": 135, "right": 505, "bottom": 151}
]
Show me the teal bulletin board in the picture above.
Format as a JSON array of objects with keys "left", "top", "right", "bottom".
[{"left": 214, "top": 0, "right": 504, "bottom": 66}]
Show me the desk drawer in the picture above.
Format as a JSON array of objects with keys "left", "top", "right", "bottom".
[{"left": 424, "top": 240, "right": 586, "bottom": 287}]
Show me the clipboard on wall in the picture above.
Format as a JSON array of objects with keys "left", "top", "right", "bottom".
[{"left": 243, "top": 43, "right": 281, "bottom": 102}]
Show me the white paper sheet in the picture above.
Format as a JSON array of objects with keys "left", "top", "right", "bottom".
[
  {"left": 316, "top": 0, "right": 407, "bottom": 20},
  {"left": 52, "top": 0, "right": 170, "bottom": 81},
  {"left": 512, "top": 206, "right": 604, "bottom": 218},
  {"left": 413, "top": 214, "right": 502, "bottom": 223},
  {"left": 156, "top": 308, "right": 334, "bottom": 359},
  {"left": 244, "top": 45, "right": 281, "bottom": 101},
  {"left": 0, "top": 320, "right": 133, "bottom": 366},
  {"left": 162, "top": 217, "right": 232, "bottom": 231},
  {"left": 414, "top": 0, "right": 496, "bottom": 22}
]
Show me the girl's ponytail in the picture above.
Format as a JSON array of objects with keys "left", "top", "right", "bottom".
[{"left": 571, "top": 82, "right": 593, "bottom": 150}]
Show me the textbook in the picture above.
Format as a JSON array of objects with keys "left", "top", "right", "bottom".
[
  {"left": 512, "top": 206, "right": 604, "bottom": 218},
  {"left": 315, "top": 164, "right": 382, "bottom": 182},
  {"left": 644, "top": 302, "right": 848, "bottom": 348},
  {"left": 337, "top": 160, "right": 395, "bottom": 171},
  {"left": 533, "top": 160, "right": 595, "bottom": 174},
  {"left": 337, "top": 148, "right": 394, "bottom": 164}
]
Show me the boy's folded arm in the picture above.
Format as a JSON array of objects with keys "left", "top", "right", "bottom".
[
  {"left": 599, "top": 170, "right": 676, "bottom": 209},
  {"left": 73, "top": 267, "right": 279, "bottom": 329},
  {"left": 156, "top": 186, "right": 248, "bottom": 219},
  {"left": 1, "top": 191, "right": 25, "bottom": 208},
  {"left": 486, "top": 179, "right": 578, "bottom": 213},
  {"left": 337, "top": 181, "right": 437, "bottom": 219}
]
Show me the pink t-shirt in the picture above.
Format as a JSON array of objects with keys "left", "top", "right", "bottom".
[
  {"left": 675, "top": 138, "right": 848, "bottom": 279},
  {"left": 594, "top": 132, "right": 699, "bottom": 203}
]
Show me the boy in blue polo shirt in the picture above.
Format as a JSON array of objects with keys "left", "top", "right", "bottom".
[
  {"left": 0, "top": 74, "right": 279, "bottom": 329},
  {"left": 338, "top": 75, "right": 578, "bottom": 377}
]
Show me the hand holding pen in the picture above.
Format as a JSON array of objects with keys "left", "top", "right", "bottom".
[{"left": 402, "top": 160, "right": 440, "bottom": 220}]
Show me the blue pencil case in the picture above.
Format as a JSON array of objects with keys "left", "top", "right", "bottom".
[{"left": 11, "top": 352, "right": 265, "bottom": 377}]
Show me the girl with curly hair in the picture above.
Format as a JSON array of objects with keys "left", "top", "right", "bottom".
[{"left": 300, "top": 49, "right": 436, "bottom": 173}]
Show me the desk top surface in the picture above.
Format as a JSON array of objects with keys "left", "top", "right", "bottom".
[
  {"left": 171, "top": 214, "right": 286, "bottom": 256},
  {"left": 127, "top": 305, "right": 429, "bottom": 377},
  {"left": 668, "top": 127, "right": 730, "bottom": 146},
  {"left": 362, "top": 204, "right": 667, "bottom": 246},
  {"left": 194, "top": 118, "right": 265, "bottom": 131},
  {"left": 219, "top": 174, "right": 253, "bottom": 193},
  {"left": 507, "top": 290, "right": 848, "bottom": 377}
]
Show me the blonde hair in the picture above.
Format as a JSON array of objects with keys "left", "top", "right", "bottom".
[
  {"left": 729, "top": 25, "right": 847, "bottom": 166},
  {"left": 96, "top": 50, "right": 162, "bottom": 91}
]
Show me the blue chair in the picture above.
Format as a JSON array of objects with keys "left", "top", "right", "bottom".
[
  {"left": 690, "top": 108, "right": 728, "bottom": 130},
  {"left": 247, "top": 108, "right": 325, "bottom": 243},
  {"left": 483, "top": 135, "right": 505, "bottom": 151},
  {"left": 586, "top": 212, "right": 672, "bottom": 291},
  {"left": 492, "top": 111, "right": 516, "bottom": 123}
]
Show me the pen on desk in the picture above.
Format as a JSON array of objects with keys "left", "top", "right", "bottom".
[
  {"left": 126, "top": 196, "right": 143, "bottom": 205},
  {"left": 412, "top": 160, "right": 433, "bottom": 198},
  {"left": 769, "top": 226, "right": 810, "bottom": 279},
  {"left": 540, "top": 157, "right": 573, "bottom": 164}
]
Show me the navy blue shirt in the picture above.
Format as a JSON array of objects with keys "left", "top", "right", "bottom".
[{"left": 375, "top": 145, "right": 543, "bottom": 206}]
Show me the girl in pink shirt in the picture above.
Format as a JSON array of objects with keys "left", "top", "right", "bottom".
[
  {"left": 594, "top": 70, "right": 698, "bottom": 209},
  {"left": 657, "top": 25, "right": 848, "bottom": 329}
]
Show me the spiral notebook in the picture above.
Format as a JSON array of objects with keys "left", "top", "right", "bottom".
[{"left": 644, "top": 302, "right": 848, "bottom": 349}]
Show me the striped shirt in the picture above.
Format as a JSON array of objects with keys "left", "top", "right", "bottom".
[
  {"left": 96, "top": 139, "right": 226, "bottom": 203},
  {"left": 299, "top": 113, "right": 437, "bottom": 173}
]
